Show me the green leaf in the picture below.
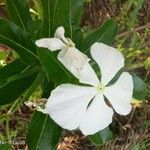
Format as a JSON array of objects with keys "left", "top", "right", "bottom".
[
  {"left": 53, "top": 0, "right": 84, "bottom": 36},
  {"left": 70, "top": 0, "right": 84, "bottom": 26},
  {"left": 89, "top": 127, "right": 112, "bottom": 145},
  {"left": 0, "top": 19, "right": 37, "bottom": 53},
  {"left": 0, "top": 59, "right": 27, "bottom": 87},
  {"left": 89, "top": 132, "right": 103, "bottom": 145},
  {"left": 0, "top": 70, "right": 37, "bottom": 105},
  {"left": 7, "top": 66, "right": 40, "bottom": 82},
  {"left": 39, "top": 0, "right": 72, "bottom": 37},
  {"left": 41, "top": 77, "right": 55, "bottom": 98},
  {"left": 5, "top": 0, "right": 33, "bottom": 34},
  {"left": 22, "top": 69, "right": 45, "bottom": 102},
  {"left": 0, "top": 144, "right": 12, "bottom": 150},
  {"left": 51, "top": 0, "right": 72, "bottom": 37},
  {"left": 0, "top": 19, "right": 39, "bottom": 65},
  {"left": 27, "top": 111, "right": 62, "bottom": 150},
  {"left": 82, "top": 19, "right": 118, "bottom": 53},
  {"left": 39, "top": 0, "right": 84, "bottom": 38},
  {"left": 132, "top": 75, "right": 147, "bottom": 100},
  {"left": 72, "top": 27, "right": 84, "bottom": 49},
  {"left": 39, "top": 0, "right": 51, "bottom": 37},
  {"left": 38, "top": 48, "right": 71, "bottom": 84}
]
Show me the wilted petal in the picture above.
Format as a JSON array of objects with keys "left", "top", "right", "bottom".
[
  {"left": 35, "top": 38, "right": 66, "bottom": 51},
  {"left": 91, "top": 43, "right": 124, "bottom": 86},
  {"left": 104, "top": 72, "right": 133, "bottom": 115},
  {"left": 79, "top": 94, "right": 113, "bottom": 135},
  {"left": 54, "top": 26, "right": 65, "bottom": 39},
  {"left": 58, "top": 47, "right": 90, "bottom": 79},
  {"left": 46, "top": 84, "right": 97, "bottom": 130}
]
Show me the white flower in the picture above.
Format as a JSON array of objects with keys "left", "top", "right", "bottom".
[
  {"left": 45, "top": 42, "right": 133, "bottom": 136},
  {"left": 35, "top": 27, "right": 90, "bottom": 78}
]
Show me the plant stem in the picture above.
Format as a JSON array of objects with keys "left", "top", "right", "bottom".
[
  {"left": 125, "top": 62, "right": 144, "bottom": 71},
  {"left": 6, "top": 115, "right": 11, "bottom": 144},
  {"left": 117, "top": 23, "right": 150, "bottom": 38}
]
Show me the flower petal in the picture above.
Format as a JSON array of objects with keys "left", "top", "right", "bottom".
[
  {"left": 54, "top": 26, "right": 65, "bottom": 39},
  {"left": 58, "top": 47, "right": 90, "bottom": 79},
  {"left": 79, "top": 63, "right": 100, "bottom": 86},
  {"left": 79, "top": 94, "right": 113, "bottom": 135},
  {"left": 91, "top": 43, "right": 124, "bottom": 85},
  {"left": 35, "top": 38, "right": 66, "bottom": 51},
  {"left": 46, "top": 84, "right": 97, "bottom": 130},
  {"left": 104, "top": 72, "right": 133, "bottom": 115}
]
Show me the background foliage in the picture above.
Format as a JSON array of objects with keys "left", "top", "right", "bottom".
[{"left": 0, "top": 0, "right": 149, "bottom": 149}]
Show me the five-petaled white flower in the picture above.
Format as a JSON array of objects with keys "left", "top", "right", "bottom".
[
  {"left": 45, "top": 42, "right": 133, "bottom": 136},
  {"left": 35, "top": 27, "right": 90, "bottom": 78}
]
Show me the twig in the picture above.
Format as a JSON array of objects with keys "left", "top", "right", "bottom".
[
  {"left": 6, "top": 115, "right": 11, "bottom": 144},
  {"left": 124, "top": 62, "right": 145, "bottom": 71},
  {"left": 127, "top": 107, "right": 136, "bottom": 124},
  {"left": 117, "top": 23, "right": 150, "bottom": 38}
]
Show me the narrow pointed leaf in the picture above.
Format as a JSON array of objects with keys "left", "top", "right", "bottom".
[
  {"left": 27, "top": 112, "right": 62, "bottom": 150},
  {"left": 5, "top": 0, "right": 33, "bottom": 34},
  {"left": 0, "top": 19, "right": 39, "bottom": 65},
  {"left": 39, "top": 0, "right": 84, "bottom": 38},
  {"left": 0, "top": 19, "right": 37, "bottom": 53},
  {"left": 70, "top": 0, "right": 84, "bottom": 26},
  {"left": 82, "top": 19, "right": 118, "bottom": 53},
  {"left": 0, "top": 59, "right": 27, "bottom": 87},
  {"left": 72, "top": 27, "right": 83, "bottom": 49},
  {"left": 7, "top": 66, "right": 40, "bottom": 82},
  {"left": 39, "top": 0, "right": 51, "bottom": 37},
  {"left": 38, "top": 48, "right": 71, "bottom": 84},
  {"left": 0, "top": 70, "right": 37, "bottom": 105},
  {"left": 132, "top": 75, "right": 147, "bottom": 100},
  {"left": 51, "top": 0, "right": 71, "bottom": 36}
]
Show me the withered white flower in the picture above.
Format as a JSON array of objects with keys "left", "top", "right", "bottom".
[
  {"left": 35, "top": 27, "right": 90, "bottom": 78},
  {"left": 46, "top": 43, "right": 133, "bottom": 136}
]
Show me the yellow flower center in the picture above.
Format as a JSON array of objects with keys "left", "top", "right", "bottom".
[
  {"left": 66, "top": 38, "right": 75, "bottom": 48},
  {"left": 96, "top": 83, "right": 105, "bottom": 93}
]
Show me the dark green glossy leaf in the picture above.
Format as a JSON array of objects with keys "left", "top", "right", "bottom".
[
  {"left": 70, "top": 0, "right": 84, "bottom": 26},
  {"left": 38, "top": 48, "right": 71, "bottom": 84},
  {"left": 39, "top": 0, "right": 51, "bottom": 37},
  {"left": 132, "top": 75, "right": 147, "bottom": 100},
  {"left": 41, "top": 0, "right": 71, "bottom": 36},
  {"left": 82, "top": 19, "right": 118, "bottom": 53},
  {"left": 27, "top": 111, "right": 62, "bottom": 150},
  {"left": 0, "top": 19, "right": 39, "bottom": 65},
  {"left": 5, "top": 0, "right": 33, "bottom": 34},
  {"left": 33, "top": 20, "right": 42, "bottom": 39},
  {"left": 0, "top": 70, "right": 37, "bottom": 105},
  {"left": 89, "top": 127, "right": 112, "bottom": 145},
  {"left": 0, "top": 59, "right": 27, "bottom": 87},
  {"left": 22, "top": 69, "right": 45, "bottom": 102},
  {"left": 7, "top": 66, "right": 40, "bottom": 82},
  {"left": 39, "top": 0, "right": 83, "bottom": 38},
  {"left": 41, "top": 77, "right": 55, "bottom": 98},
  {"left": 51, "top": 0, "right": 72, "bottom": 37},
  {"left": 52, "top": 0, "right": 84, "bottom": 37},
  {"left": 72, "top": 27, "right": 83, "bottom": 49}
]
